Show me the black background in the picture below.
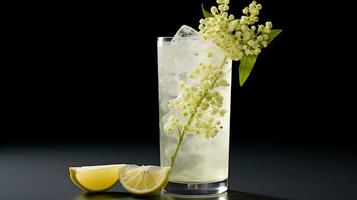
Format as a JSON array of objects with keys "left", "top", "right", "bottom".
[
  {"left": 4, "top": 0, "right": 355, "bottom": 146},
  {"left": 2, "top": 0, "right": 357, "bottom": 199}
]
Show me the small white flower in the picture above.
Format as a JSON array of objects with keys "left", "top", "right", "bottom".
[
  {"left": 256, "top": 4, "right": 262, "bottom": 10},
  {"left": 223, "top": 5, "right": 229, "bottom": 11},
  {"left": 243, "top": 7, "right": 249, "bottom": 15},
  {"left": 265, "top": 21, "right": 273, "bottom": 29},
  {"left": 261, "top": 41, "right": 268, "bottom": 47},
  {"left": 228, "top": 14, "right": 234, "bottom": 20},
  {"left": 211, "top": 6, "right": 218, "bottom": 15}
]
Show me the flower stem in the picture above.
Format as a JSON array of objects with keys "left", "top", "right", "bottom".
[
  {"left": 169, "top": 56, "right": 228, "bottom": 171},
  {"left": 169, "top": 132, "right": 184, "bottom": 170}
]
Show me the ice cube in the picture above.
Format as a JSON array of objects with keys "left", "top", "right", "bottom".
[
  {"left": 159, "top": 74, "right": 179, "bottom": 96},
  {"left": 172, "top": 25, "right": 199, "bottom": 42},
  {"left": 175, "top": 72, "right": 187, "bottom": 83},
  {"left": 174, "top": 53, "right": 196, "bottom": 72}
]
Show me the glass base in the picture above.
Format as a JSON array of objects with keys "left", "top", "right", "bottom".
[{"left": 163, "top": 179, "right": 228, "bottom": 196}]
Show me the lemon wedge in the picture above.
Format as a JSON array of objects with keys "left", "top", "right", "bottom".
[
  {"left": 69, "top": 164, "right": 124, "bottom": 192},
  {"left": 119, "top": 165, "right": 170, "bottom": 195}
]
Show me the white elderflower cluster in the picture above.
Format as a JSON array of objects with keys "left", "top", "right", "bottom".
[
  {"left": 199, "top": 0, "right": 272, "bottom": 60},
  {"left": 164, "top": 57, "right": 229, "bottom": 139}
]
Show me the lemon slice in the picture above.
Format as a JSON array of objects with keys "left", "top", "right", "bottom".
[
  {"left": 69, "top": 164, "right": 124, "bottom": 192},
  {"left": 119, "top": 165, "right": 170, "bottom": 195}
]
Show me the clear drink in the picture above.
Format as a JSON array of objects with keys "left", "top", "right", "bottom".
[{"left": 158, "top": 33, "right": 232, "bottom": 195}]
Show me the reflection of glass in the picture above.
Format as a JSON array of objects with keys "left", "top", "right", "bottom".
[
  {"left": 158, "top": 37, "right": 232, "bottom": 195},
  {"left": 162, "top": 191, "right": 227, "bottom": 200},
  {"left": 72, "top": 191, "right": 282, "bottom": 200},
  {"left": 72, "top": 192, "right": 159, "bottom": 200}
]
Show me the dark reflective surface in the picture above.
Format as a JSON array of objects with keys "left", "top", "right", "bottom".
[
  {"left": 1, "top": 144, "right": 355, "bottom": 200},
  {"left": 72, "top": 191, "right": 284, "bottom": 200}
]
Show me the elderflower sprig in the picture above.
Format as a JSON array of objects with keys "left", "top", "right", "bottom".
[
  {"left": 199, "top": 0, "right": 269, "bottom": 60},
  {"left": 164, "top": 0, "right": 281, "bottom": 171},
  {"left": 200, "top": 0, "right": 282, "bottom": 85},
  {"left": 164, "top": 54, "right": 229, "bottom": 139}
]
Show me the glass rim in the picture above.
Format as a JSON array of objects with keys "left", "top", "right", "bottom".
[
  {"left": 157, "top": 36, "right": 201, "bottom": 39},
  {"left": 157, "top": 37, "right": 174, "bottom": 39},
  {"left": 157, "top": 36, "right": 200, "bottom": 42}
]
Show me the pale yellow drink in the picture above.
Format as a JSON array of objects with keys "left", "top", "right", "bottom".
[{"left": 158, "top": 33, "right": 232, "bottom": 184}]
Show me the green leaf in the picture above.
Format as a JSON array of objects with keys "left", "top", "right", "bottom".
[
  {"left": 238, "top": 30, "right": 281, "bottom": 86},
  {"left": 201, "top": 4, "right": 213, "bottom": 18},
  {"left": 239, "top": 55, "right": 258, "bottom": 86},
  {"left": 267, "top": 29, "right": 282, "bottom": 45}
]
